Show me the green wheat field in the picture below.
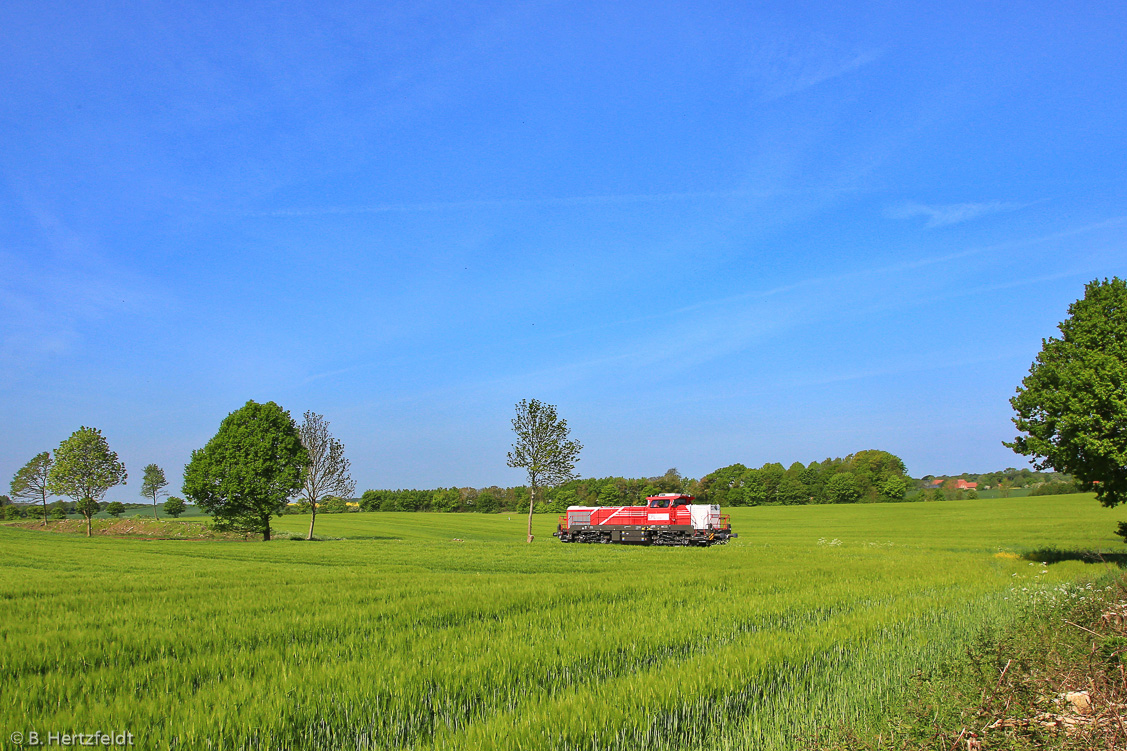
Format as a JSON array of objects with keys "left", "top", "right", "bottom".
[{"left": 2, "top": 495, "right": 1125, "bottom": 750}]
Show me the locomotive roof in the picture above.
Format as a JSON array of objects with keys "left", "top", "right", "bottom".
[{"left": 645, "top": 493, "right": 695, "bottom": 501}]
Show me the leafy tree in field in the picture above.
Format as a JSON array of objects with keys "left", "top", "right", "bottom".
[
  {"left": 49, "top": 504, "right": 68, "bottom": 520},
  {"left": 48, "top": 427, "right": 128, "bottom": 537},
  {"left": 1007, "top": 278, "right": 1127, "bottom": 512},
  {"left": 183, "top": 400, "right": 308, "bottom": 541},
  {"left": 825, "top": 472, "right": 861, "bottom": 504},
  {"left": 105, "top": 501, "right": 125, "bottom": 518},
  {"left": 163, "top": 497, "right": 186, "bottom": 518},
  {"left": 10, "top": 452, "right": 53, "bottom": 526},
  {"left": 141, "top": 464, "right": 169, "bottom": 520},
  {"left": 507, "top": 399, "right": 582, "bottom": 543},
  {"left": 297, "top": 411, "right": 356, "bottom": 540}
]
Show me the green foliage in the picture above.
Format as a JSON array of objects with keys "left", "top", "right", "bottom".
[
  {"left": 880, "top": 475, "right": 908, "bottom": 503},
  {"left": 141, "top": 463, "right": 168, "bottom": 519},
  {"left": 826, "top": 472, "right": 862, "bottom": 504},
  {"left": 1007, "top": 277, "right": 1127, "bottom": 507},
  {"left": 182, "top": 400, "right": 309, "bottom": 541},
  {"left": 10, "top": 452, "right": 53, "bottom": 524},
  {"left": 163, "top": 497, "right": 186, "bottom": 518},
  {"left": 319, "top": 496, "right": 348, "bottom": 514},
  {"left": 506, "top": 399, "right": 582, "bottom": 542},
  {"left": 47, "top": 427, "right": 127, "bottom": 506},
  {"left": 105, "top": 501, "right": 125, "bottom": 518},
  {"left": 1030, "top": 480, "right": 1079, "bottom": 496},
  {"left": 297, "top": 411, "right": 355, "bottom": 539}
]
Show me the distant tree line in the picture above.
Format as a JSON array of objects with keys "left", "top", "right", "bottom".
[
  {"left": 915, "top": 468, "right": 1076, "bottom": 500},
  {"left": 697, "top": 450, "right": 909, "bottom": 506}
]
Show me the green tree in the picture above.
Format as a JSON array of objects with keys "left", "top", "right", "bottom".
[
  {"left": 105, "top": 501, "right": 125, "bottom": 518},
  {"left": 506, "top": 399, "right": 582, "bottom": 543},
  {"left": 182, "top": 400, "right": 308, "bottom": 541},
  {"left": 776, "top": 475, "right": 809, "bottom": 505},
  {"left": 825, "top": 472, "right": 861, "bottom": 504},
  {"left": 758, "top": 463, "right": 785, "bottom": 504},
  {"left": 48, "top": 427, "right": 127, "bottom": 537},
  {"left": 163, "top": 497, "right": 186, "bottom": 518},
  {"left": 10, "top": 452, "right": 53, "bottom": 526},
  {"left": 1006, "top": 278, "right": 1127, "bottom": 509},
  {"left": 880, "top": 475, "right": 908, "bottom": 503},
  {"left": 141, "top": 463, "right": 169, "bottom": 520},
  {"left": 319, "top": 495, "right": 348, "bottom": 514},
  {"left": 297, "top": 411, "right": 356, "bottom": 540}
]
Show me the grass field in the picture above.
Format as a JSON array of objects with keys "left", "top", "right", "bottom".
[{"left": 2, "top": 495, "right": 1125, "bottom": 750}]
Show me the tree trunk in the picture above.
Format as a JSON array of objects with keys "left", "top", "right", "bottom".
[
  {"left": 307, "top": 503, "right": 317, "bottom": 540},
  {"left": 526, "top": 485, "right": 536, "bottom": 543},
  {"left": 41, "top": 499, "right": 48, "bottom": 528},
  {"left": 263, "top": 518, "right": 271, "bottom": 542},
  {"left": 152, "top": 495, "right": 159, "bottom": 520},
  {"left": 85, "top": 514, "right": 92, "bottom": 537}
]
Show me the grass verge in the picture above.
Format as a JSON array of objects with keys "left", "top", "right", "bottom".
[{"left": 819, "top": 570, "right": 1127, "bottom": 750}]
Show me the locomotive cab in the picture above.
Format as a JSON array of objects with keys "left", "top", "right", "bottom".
[{"left": 647, "top": 493, "right": 692, "bottom": 509}]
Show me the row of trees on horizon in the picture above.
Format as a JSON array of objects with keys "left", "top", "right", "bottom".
[{"left": 6, "top": 439, "right": 1080, "bottom": 523}]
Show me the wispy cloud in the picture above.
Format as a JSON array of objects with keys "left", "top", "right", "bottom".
[
  {"left": 887, "top": 200, "right": 1027, "bottom": 227},
  {"left": 740, "top": 37, "right": 882, "bottom": 102}
]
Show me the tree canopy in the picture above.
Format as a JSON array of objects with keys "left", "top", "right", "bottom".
[
  {"left": 507, "top": 399, "right": 582, "bottom": 543},
  {"left": 182, "top": 400, "right": 308, "bottom": 541},
  {"left": 141, "top": 463, "right": 169, "bottom": 520},
  {"left": 47, "top": 427, "right": 127, "bottom": 537},
  {"left": 1006, "top": 277, "right": 1127, "bottom": 507},
  {"left": 298, "top": 411, "right": 356, "bottom": 540},
  {"left": 10, "top": 451, "right": 53, "bottom": 526}
]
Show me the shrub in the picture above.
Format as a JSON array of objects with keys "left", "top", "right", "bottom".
[{"left": 164, "top": 497, "right": 187, "bottom": 518}]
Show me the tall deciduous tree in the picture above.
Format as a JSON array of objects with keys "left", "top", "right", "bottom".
[
  {"left": 48, "top": 427, "right": 128, "bottom": 537},
  {"left": 141, "top": 463, "right": 169, "bottom": 520},
  {"left": 506, "top": 399, "right": 582, "bottom": 543},
  {"left": 182, "top": 400, "right": 308, "bottom": 541},
  {"left": 298, "top": 411, "right": 356, "bottom": 540},
  {"left": 1006, "top": 278, "right": 1127, "bottom": 508},
  {"left": 11, "top": 452, "right": 53, "bottom": 526}
]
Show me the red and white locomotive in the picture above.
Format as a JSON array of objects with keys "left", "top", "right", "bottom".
[{"left": 553, "top": 493, "right": 736, "bottom": 546}]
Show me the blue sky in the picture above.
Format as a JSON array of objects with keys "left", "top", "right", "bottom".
[{"left": 2, "top": 1, "right": 1125, "bottom": 495}]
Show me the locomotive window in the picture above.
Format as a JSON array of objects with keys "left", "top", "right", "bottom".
[{"left": 648, "top": 499, "right": 670, "bottom": 508}]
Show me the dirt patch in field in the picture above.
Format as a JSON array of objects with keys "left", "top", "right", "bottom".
[{"left": 5, "top": 518, "right": 250, "bottom": 541}]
